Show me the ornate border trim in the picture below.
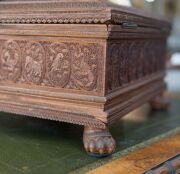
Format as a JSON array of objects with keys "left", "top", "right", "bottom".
[
  {"left": 0, "top": 101, "right": 106, "bottom": 129},
  {"left": 0, "top": 17, "right": 109, "bottom": 24},
  {"left": 0, "top": 1, "right": 170, "bottom": 28}
]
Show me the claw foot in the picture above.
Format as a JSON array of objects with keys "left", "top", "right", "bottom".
[
  {"left": 83, "top": 126, "right": 116, "bottom": 158},
  {"left": 150, "top": 95, "right": 170, "bottom": 110}
]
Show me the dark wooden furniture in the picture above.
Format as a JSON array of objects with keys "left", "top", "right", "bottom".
[{"left": 0, "top": 0, "right": 171, "bottom": 157}]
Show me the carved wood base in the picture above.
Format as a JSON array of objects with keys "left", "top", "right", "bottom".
[
  {"left": 150, "top": 94, "right": 170, "bottom": 110},
  {"left": 83, "top": 126, "right": 116, "bottom": 157}
]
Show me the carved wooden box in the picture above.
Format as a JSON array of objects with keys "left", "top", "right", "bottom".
[{"left": 0, "top": 0, "right": 171, "bottom": 157}]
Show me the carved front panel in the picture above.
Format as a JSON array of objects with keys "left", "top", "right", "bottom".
[
  {"left": 107, "top": 40, "right": 166, "bottom": 92},
  {"left": 0, "top": 40, "right": 103, "bottom": 92}
]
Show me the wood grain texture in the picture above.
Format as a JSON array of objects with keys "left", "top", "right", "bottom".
[
  {"left": 144, "top": 154, "right": 180, "bottom": 174},
  {"left": 88, "top": 133, "right": 180, "bottom": 174}
]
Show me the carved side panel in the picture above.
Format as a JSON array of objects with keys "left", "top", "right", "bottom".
[
  {"left": 107, "top": 40, "right": 166, "bottom": 92},
  {"left": 0, "top": 40, "right": 103, "bottom": 92}
]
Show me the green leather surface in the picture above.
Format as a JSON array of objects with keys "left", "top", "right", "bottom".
[{"left": 0, "top": 70, "right": 179, "bottom": 174}]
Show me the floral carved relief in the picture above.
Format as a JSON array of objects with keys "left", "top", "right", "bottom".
[{"left": 108, "top": 43, "right": 121, "bottom": 90}]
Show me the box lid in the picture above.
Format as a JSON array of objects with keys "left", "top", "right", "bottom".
[{"left": 0, "top": 0, "right": 170, "bottom": 31}]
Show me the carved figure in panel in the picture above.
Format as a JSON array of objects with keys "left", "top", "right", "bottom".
[
  {"left": 136, "top": 41, "right": 144, "bottom": 80},
  {"left": 128, "top": 41, "right": 139, "bottom": 82},
  {"left": 23, "top": 42, "right": 45, "bottom": 85},
  {"left": 156, "top": 41, "right": 166, "bottom": 72},
  {"left": 142, "top": 42, "right": 150, "bottom": 77},
  {"left": 118, "top": 42, "right": 129, "bottom": 85},
  {"left": 107, "top": 40, "right": 165, "bottom": 92},
  {"left": 152, "top": 41, "right": 159, "bottom": 73},
  {"left": 108, "top": 42, "right": 131, "bottom": 90},
  {"left": 108, "top": 43, "right": 121, "bottom": 90},
  {"left": 0, "top": 40, "right": 100, "bottom": 91},
  {"left": 46, "top": 43, "right": 71, "bottom": 87},
  {"left": 0, "top": 40, "right": 21, "bottom": 82},
  {"left": 146, "top": 41, "right": 155, "bottom": 74},
  {"left": 71, "top": 45, "right": 98, "bottom": 91}
]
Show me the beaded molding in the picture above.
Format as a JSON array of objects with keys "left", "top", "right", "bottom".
[{"left": 0, "top": 17, "right": 109, "bottom": 24}]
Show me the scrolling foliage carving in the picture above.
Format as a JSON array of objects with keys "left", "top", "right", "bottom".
[
  {"left": 0, "top": 40, "right": 101, "bottom": 91},
  {"left": 107, "top": 40, "right": 166, "bottom": 91}
]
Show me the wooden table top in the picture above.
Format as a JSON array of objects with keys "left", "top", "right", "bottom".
[{"left": 88, "top": 133, "right": 180, "bottom": 174}]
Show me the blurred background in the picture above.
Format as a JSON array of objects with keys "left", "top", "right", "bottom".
[
  {"left": 110, "top": 0, "right": 180, "bottom": 69},
  {"left": 0, "top": 2, "right": 179, "bottom": 174}
]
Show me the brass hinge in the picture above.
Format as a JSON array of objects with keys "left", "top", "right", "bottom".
[{"left": 122, "top": 22, "right": 138, "bottom": 29}]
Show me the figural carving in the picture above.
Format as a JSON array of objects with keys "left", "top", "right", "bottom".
[
  {"left": 72, "top": 45, "right": 98, "bottom": 90},
  {"left": 108, "top": 40, "right": 166, "bottom": 91},
  {"left": 0, "top": 39, "right": 165, "bottom": 92},
  {"left": 23, "top": 42, "right": 45, "bottom": 84},
  {"left": 46, "top": 43, "right": 71, "bottom": 87},
  {"left": 0, "top": 41, "right": 21, "bottom": 82},
  {"left": 0, "top": 40, "right": 100, "bottom": 91}
]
